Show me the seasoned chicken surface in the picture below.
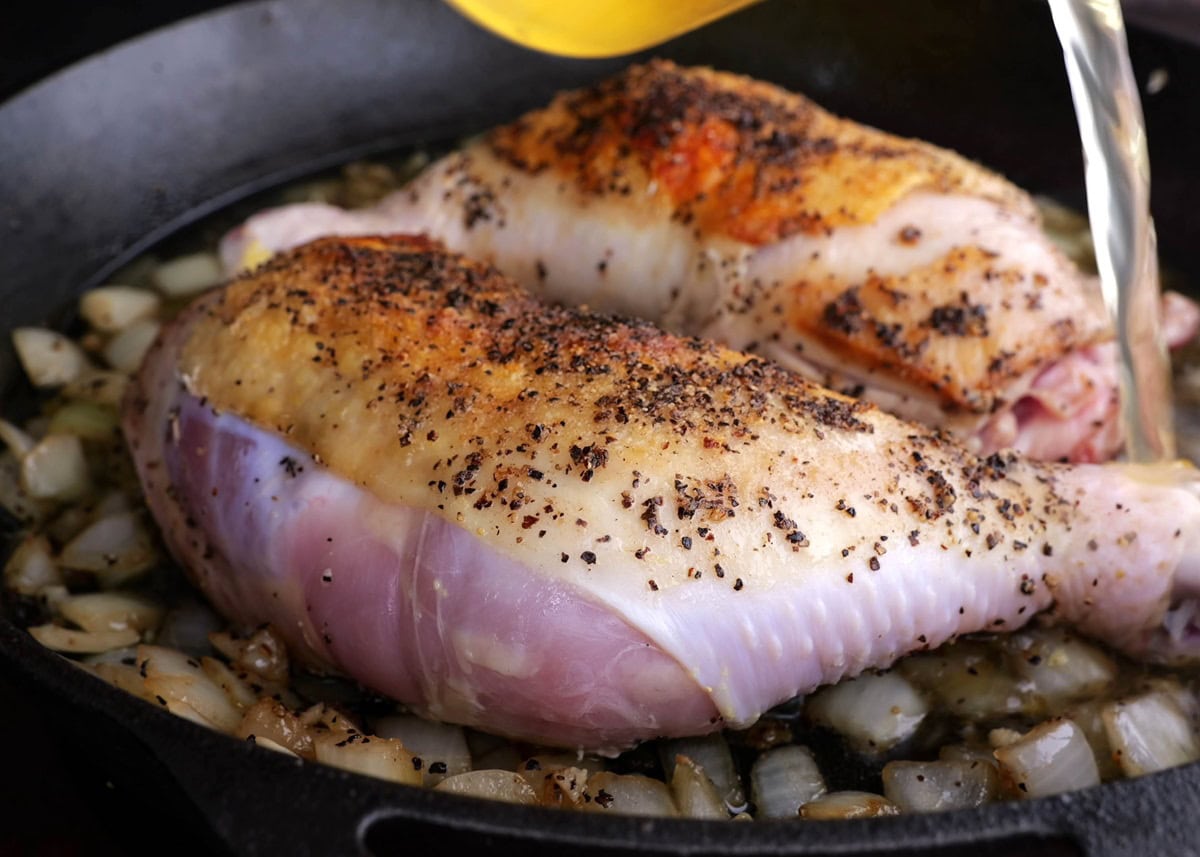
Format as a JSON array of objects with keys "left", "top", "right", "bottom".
[
  {"left": 127, "top": 236, "right": 1200, "bottom": 751},
  {"left": 219, "top": 61, "right": 1199, "bottom": 462}
]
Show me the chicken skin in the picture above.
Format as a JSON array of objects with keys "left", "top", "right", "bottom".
[
  {"left": 126, "top": 236, "right": 1200, "bottom": 751},
  {"left": 220, "top": 61, "right": 1199, "bottom": 463}
]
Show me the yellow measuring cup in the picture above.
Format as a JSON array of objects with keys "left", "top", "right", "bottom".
[{"left": 445, "top": 0, "right": 760, "bottom": 58}]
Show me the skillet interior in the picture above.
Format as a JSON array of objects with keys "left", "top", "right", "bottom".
[{"left": 3, "top": 1, "right": 1200, "bottom": 854}]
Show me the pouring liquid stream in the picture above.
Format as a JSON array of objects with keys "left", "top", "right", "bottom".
[{"left": 448, "top": 0, "right": 1175, "bottom": 463}]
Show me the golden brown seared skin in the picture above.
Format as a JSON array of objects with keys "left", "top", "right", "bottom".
[
  {"left": 488, "top": 59, "right": 1029, "bottom": 246},
  {"left": 481, "top": 60, "right": 1108, "bottom": 417}
]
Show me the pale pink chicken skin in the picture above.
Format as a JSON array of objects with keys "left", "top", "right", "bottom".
[
  {"left": 218, "top": 61, "right": 1200, "bottom": 463},
  {"left": 126, "top": 236, "right": 1200, "bottom": 752}
]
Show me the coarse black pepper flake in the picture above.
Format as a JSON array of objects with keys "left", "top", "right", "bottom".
[
  {"left": 581, "top": 551, "right": 597, "bottom": 565},
  {"left": 733, "top": 577, "right": 744, "bottom": 591},
  {"left": 868, "top": 556, "right": 880, "bottom": 572}
]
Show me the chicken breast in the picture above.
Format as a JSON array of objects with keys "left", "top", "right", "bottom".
[
  {"left": 219, "top": 61, "right": 1200, "bottom": 463},
  {"left": 126, "top": 235, "right": 1200, "bottom": 751}
]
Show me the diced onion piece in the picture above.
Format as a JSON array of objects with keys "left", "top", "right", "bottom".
[
  {"left": 209, "top": 626, "right": 289, "bottom": 685},
  {"left": 59, "top": 511, "right": 158, "bottom": 585},
  {"left": 29, "top": 623, "right": 140, "bottom": 653},
  {"left": 900, "top": 643, "right": 1027, "bottom": 720},
  {"left": 882, "top": 759, "right": 997, "bottom": 813},
  {"left": 670, "top": 754, "right": 729, "bottom": 820},
  {"left": 659, "top": 733, "right": 745, "bottom": 810},
  {"left": 1102, "top": 690, "right": 1200, "bottom": 777},
  {"left": 63, "top": 369, "right": 130, "bottom": 407},
  {"left": 250, "top": 736, "right": 299, "bottom": 757},
  {"left": 1067, "top": 699, "right": 1122, "bottom": 780},
  {"left": 0, "top": 452, "right": 52, "bottom": 524},
  {"left": 750, "top": 744, "right": 826, "bottom": 818},
  {"left": 805, "top": 670, "right": 929, "bottom": 752},
  {"left": 89, "top": 661, "right": 155, "bottom": 700},
  {"left": 519, "top": 759, "right": 598, "bottom": 808},
  {"left": 58, "top": 591, "right": 163, "bottom": 633},
  {"left": 994, "top": 718, "right": 1099, "bottom": 798},
  {"left": 373, "top": 714, "right": 471, "bottom": 786},
  {"left": 102, "top": 318, "right": 160, "bottom": 374},
  {"left": 3, "top": 533, "right": 62, "bottom": 595},
  {"left": 1006, "top": 628, "right": 1116, "bottom": 713},
  {"left": 311, "top": 732, "right": 421, "bottom": 786},
  {"left": 800, "top": 791, "right": 899, "bottom": 820},
  {"left": 152, "top": 252, "right": 223, "bottom": 297},
  {"left": 0, "top": 419, "right": 35, "bottom": 457},
  {"left": 21, "top": 434, "right": 89, "bottom": 501},
  {"left": 201, "top": 657, "right": 259, "bottom": 710},
  {"left": 139, "top": 644, "right": 244, "bottom": 733},
  {"left": 236, "top": 698, "right": 314, "bottom": 758},
  {"left": 47, "top": 401, "right": 120, "bottom": 441},
  {"left": 12, "top": 327, "right": 88, "bottom": 388},
  {"left": 79, "top": 286, "right": 161, "bottom": 333},
  {"left": 581, "top": 772, "right": 678, "bottom": 817},
  {"left": 434, "top": 770, "right": 539, "bottom": 805}
]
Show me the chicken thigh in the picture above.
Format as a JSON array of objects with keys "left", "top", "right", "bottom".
[
  {"left": 219, "top": 61, "right": 1199, "bottom": 463},
  {"left": 126, "top": 236, "right": 1200, "bottom": 752}
]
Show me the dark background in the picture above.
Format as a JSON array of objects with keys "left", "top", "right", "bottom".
[{"left": 2, "top": 2, "right": 1199, "bottom": 855}]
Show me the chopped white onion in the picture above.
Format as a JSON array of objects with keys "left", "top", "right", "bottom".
[
  {"left": 659, "top": 733, "right": 745, "bottom": 809},
  {"left": 805, "top": 670, "right": 929, "bottom": 751},
  {"left": 1066, "top": 699, "right": 1122, "bottom": 780},
  {"left": 59, "top": 511, "right": 158, "bottom": 585},
  {"left": 79, "top": 286, "right": 161, "bottom": 333},
  {"left": 994, "top": 718, "right": 1099, "bottom": 798},
  {"left": 669, "top": 753, "right": 729, "bottom": 819},
  {"left": 62, "top": 369, "right": 130, "bottom": 407},
  {"left": 139, "top": 644, "right": 243, "bottom": 733},
  {"left": 21, "top": 434, "right": 90, "bottom": 501},
  {"left": 58, "top": 591, "right": 163, "bottom": 633},
  {"left": 312, "top": 732, "right": 422, "bottom": 786},
  {"left": 152, "top": 252, "right": 223, "bottom": 297},
  {"left": 0, "top": 452, "right": 52, "bottom": 524},
  {"left": 1102, "top": 689, "right": 1200, "bottom": 777},
  {"left": 200, "top": 656, "right": 259, "bottom": 709},
  {"left": 750, "top": 744, "right": 826, "bottom": 818},
  {"left": 1006, "top": 627, "right": 1116, "bottom": 713},
  {"left": 47, "top": 401, "right": 120, "bottom": 441},
  {"left": 89, "top": 661, "right": 155, "bottom": 700},
  {"left": 882, "top": 759, "right": 997, "bottom": 813},
  {"left": 236, "top": 698, "right": 314, "bottom": 758},
  {"left": 799, "top": 791, "right": 899, "bottom": 820},
  {"left": 900, "top": 642, "right": 1026, "bottom": 720},
  {"left": 12, "top": 327, "right": 88, "bottom": 388},
  {"left": 434, "top": 770, "right": 539, "bottom": 805},
  {"left": 0, "top": 419, "right": 35, "bottom": 457},
  {"left": 373, "top": 713, "right": 471, "bottom": 786},
  {"left": 102, "top": 318, "right": 160, "bottom": 374},
  {"left": 581, "top": 772, "right": 677, "bottom": 817},
  {"left": 3, "top": 533, "right": 62, "bottom": 595},
  {"left": 29, "top": 623, "right": 140, "bottom": 653}
]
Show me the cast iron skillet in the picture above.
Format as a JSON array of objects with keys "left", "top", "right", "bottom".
[{"left": 3, "top": 1, "right": 1200, "bottom": 854}]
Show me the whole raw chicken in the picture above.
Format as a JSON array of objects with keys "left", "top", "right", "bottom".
[
  {"left": 125, "top": 235, "right": 1200, "bottom": 752},
  {"left": 219, "top": 60, "right": 1199, "bottom": 463}
]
